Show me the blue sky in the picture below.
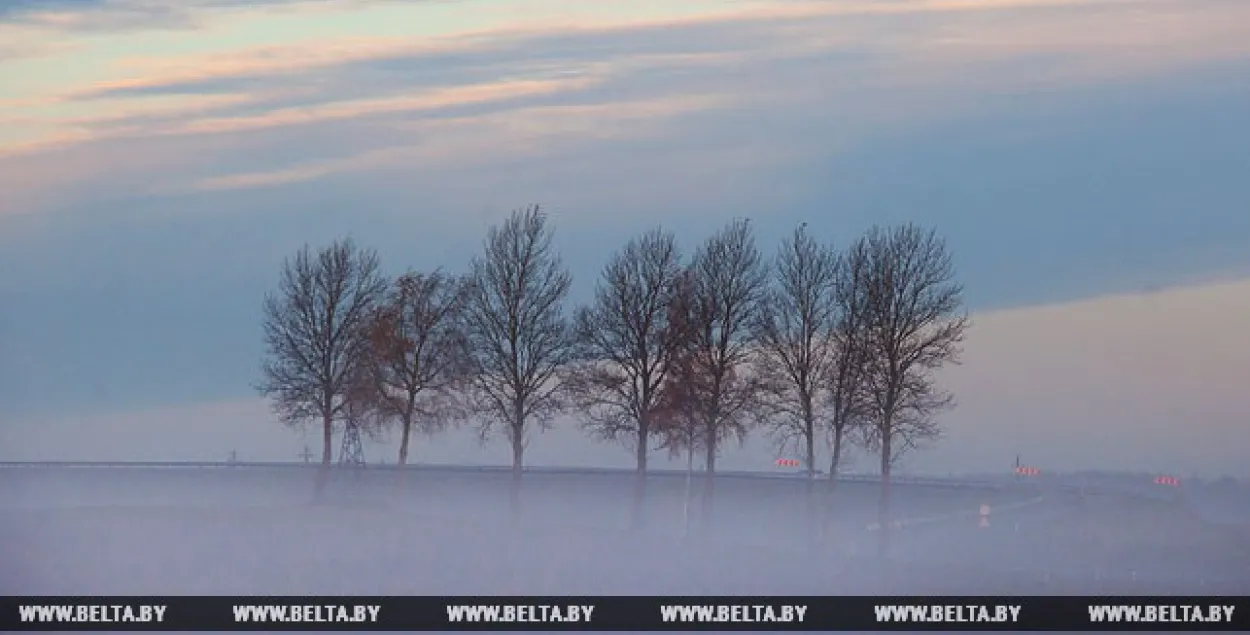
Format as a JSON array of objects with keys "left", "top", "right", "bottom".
[{"left": 1, "top": 0, "right": 1249, "bottom": 476}]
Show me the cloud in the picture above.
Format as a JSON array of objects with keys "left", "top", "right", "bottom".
[
  {"left": 157, "top": 76, "right": 607, "bottom": 136},
  {"left": 4, "top": 0, "right": 1247, "bottom": 218},
  {"left": 187, "top": 163, "right": 338, "bottom": 191},
  {"left": 10, "top": 0, "right": 1250, "bottom": 148},
  {"left": 0, "top": 39, "right": 83, "bottom": 63},
  {"left": 3, "top": 2, "right": 202, "bottom": 32},
  {"left": 0, "top": 0, "right": 381, "bottom": 32},
  {"left": 169, "top": 92, "right": 733, "bottom": 192}
]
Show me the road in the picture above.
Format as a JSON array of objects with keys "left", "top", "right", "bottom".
[
  {"left": 883, "top": 486, "right": 1250, "bottom": 593},
  {"left": 0, "top": 463, "right": 1021, "bottom": 536}
]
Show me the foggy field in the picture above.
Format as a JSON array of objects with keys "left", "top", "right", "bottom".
[{"left": 2, "top": 466, "right": 1248, "bottom": 596}]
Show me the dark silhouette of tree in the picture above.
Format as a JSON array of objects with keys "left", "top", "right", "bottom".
[
  {"left": 366, "top": 270, "right": 471, "bottom": 468},
  {"left": 823, "top": 234, "right": 872, "bottom": 510},
  {"left": 752, "top": 223, "right": 840, "bottom": 534},
  {"left": 462, "top": 205, "right": 573, "bottom": 519},
  {"left": 652, "top": 267, "right": 706, "bottom": 535},
  {"left": 257, "top": 238, "right": 387, "bottom": 495},
  {"left": 857, "top": 224, "right": 968, "bottom": 554},
  {"left": 564, "top": 227, "right": 686, "bottom": 529},
  {"left": 684, "top": 218, "right": 768, "bottom": 527}
]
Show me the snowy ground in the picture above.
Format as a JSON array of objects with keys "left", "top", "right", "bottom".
[{"left": 2, "top": 466, "right": 1248, "bottom": 597}]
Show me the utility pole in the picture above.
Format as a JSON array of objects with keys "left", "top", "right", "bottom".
[{"left": 339, "top": 420, "right": 365, "bottom": 469}]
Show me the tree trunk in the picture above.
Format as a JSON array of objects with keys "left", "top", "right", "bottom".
[
  {"left": 828, "top": 425, "right": 845, "bottom": 482},
  {"left": 397, "top": 414, "right": 413, "bottom": 467},
  {"left": 631, "top": 430, "right": 648, "bottom": 530},
  {"left": 682, "top": 442, "right": 694, "bottom": 537},
  {"left": 877, "top": 428, "right": 893, "bottom": 558},
  {"left": 804, "top": 412, "right": 816, "bottom": 546},
  {"left": 510, "top": 420, "right": 524, "bottom": 522},
  {"left": 701, "top": 425, "right": 717, "bottom": 532},
  {"left": 321, "top": 411, "right": 334, "bottom": 464},
  {"left": 396, "top": 413, "right": 413, "bottom": 497},
  {"left": 314, "top": 410, "right": 333, "bottom": 498},
  {"left": 823, "top": 424, "right": 845, "bottom": 540},
  {"left": 805, "top": 422, "right": 816, "bottom": 482}
]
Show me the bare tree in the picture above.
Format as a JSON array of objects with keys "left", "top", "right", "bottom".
[
  {"left": 685, "top": 218, "right": 768, "bottom": 525},
  {"left": 752, "top": 223, "right": 839, "bottom": 515},
  {"left": 257, "top": 238, "right": 387, "bottom": 494},
  {"left": 462, "top": 205, "right": 573, "bottom": 518},
  {"left": 366, "top": 270, "right": 471, "bottom": 468},
  {"left": 824, "top": 235, "right": 872, "bottom": 487},
  {"left": 857, "top": 224, "right": 968, "bottom": 553},
  {"left": 565, "top": 228, "right": 685, "bottom": 528},
  {"left": 652, "top": 268, "right": 706, "bottom": 535},
  {"left": 810, "top": 235, "right": 875, "bottom": 543}
]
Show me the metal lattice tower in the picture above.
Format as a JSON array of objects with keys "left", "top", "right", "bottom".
[{"left": 339, "top": 421, "right": 366, "bottom": 468}]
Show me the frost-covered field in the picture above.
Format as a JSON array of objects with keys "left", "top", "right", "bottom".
[{"left": 2, "top": 466, "right": 1247, "bottom": 596}]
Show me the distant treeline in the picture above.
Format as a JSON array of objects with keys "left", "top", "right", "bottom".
[{"left": 257, "top": 206, "right": 968, "bottom": 533}]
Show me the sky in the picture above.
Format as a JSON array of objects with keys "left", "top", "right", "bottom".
[{"left": 1, "top": 0, "right": 1248, "bottom": 477}]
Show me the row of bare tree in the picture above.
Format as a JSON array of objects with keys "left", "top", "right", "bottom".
[{"left": 258, "top": 206, "right": 968, "bottom": 537}]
